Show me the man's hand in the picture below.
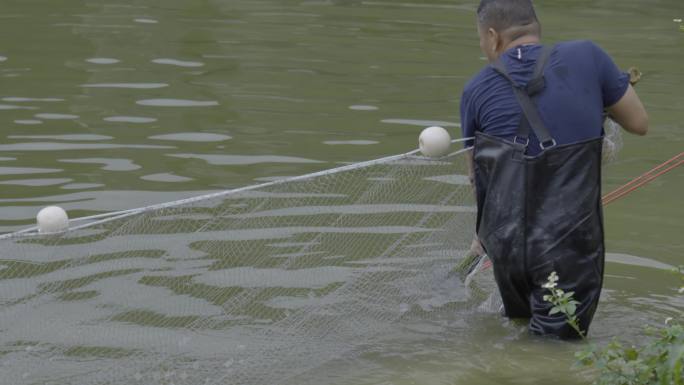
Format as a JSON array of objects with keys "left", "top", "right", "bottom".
[
  {"left": 469, "top": 237, "right": 485, "bottom": 257},
  {"left": 628, "top": 67, "right": 641, "bottom": 86}
]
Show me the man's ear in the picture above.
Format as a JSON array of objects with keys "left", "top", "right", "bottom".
[{"left": 487, "top": 27, "right": 499, "bottom": 54}]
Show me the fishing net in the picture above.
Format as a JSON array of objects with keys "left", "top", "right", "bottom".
[
  {"left": 602, "top": 117, "right": 624, "bottom": 164},
  {"left": 0, "top": 143, "right": 492, "bottom": 385}
]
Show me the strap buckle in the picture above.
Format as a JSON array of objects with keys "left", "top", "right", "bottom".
[
  {"left": 539, "top": 139, "right": 557, "bottom": 150},
  {"left": 513, "top": 136, "right": 529, "bottom": 147}
]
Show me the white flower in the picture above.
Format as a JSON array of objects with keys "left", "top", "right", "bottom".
[
  {"left": 679, "top": 287, "right": 684, "bottom": 294},
  {"left": 543, "top": 271, "right": 559, "bottom": 289},
  {"left": 549, "top": 271, "right": 559, "bottom": 282},
  {"left": 665, "top": 317, "right": 674, "bottom": 325}
]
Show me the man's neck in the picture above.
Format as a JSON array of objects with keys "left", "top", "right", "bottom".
[{"left": 502, "top": 35, "right": 540, "bottom": 52}]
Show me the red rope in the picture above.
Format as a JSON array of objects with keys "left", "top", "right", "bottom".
[
  {"left": 602, "top": 152, "right": 682, "bottom": 202},
  {"left": 602, "top": 152, "right": 683, "bottom": 205}
]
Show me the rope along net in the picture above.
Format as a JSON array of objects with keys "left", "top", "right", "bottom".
[{"left": 0, "top": 144, "right": 495, "bottom": 385}]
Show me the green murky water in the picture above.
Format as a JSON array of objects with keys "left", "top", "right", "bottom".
[{"left": 0, "top": 0, "right": 682, "bottom": 384}]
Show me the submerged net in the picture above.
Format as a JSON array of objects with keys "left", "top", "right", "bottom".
[{"left": 0, "top": 143, "right": 493, "bottom": 385}]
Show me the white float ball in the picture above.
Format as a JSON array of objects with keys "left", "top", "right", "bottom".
[
  {"left": 419, "top": 126, "right": 451, "bottom": 157},
  {"left": 37, "top": 206, "right": 69, "bottom": 234}
]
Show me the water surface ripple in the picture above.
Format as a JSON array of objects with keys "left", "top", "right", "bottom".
[{"left": 0, "top": 1, "right": 682, "bottom": 384}]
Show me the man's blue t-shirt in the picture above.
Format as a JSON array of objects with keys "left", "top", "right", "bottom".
[{"left": 460, "top": 41, "right": 629, "bottom": 155}]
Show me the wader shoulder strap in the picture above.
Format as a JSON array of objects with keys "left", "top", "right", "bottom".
[{"left": 491, "top": 45, "right": 556, "bottom": 149}]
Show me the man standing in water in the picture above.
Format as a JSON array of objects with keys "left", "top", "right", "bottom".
[{"left": 461, "top": 0, "right": 648, "bottom": 338}]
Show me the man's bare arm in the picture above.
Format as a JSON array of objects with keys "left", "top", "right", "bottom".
[{"left": 607, "top": 84, "right": 648, "bottom": 136}]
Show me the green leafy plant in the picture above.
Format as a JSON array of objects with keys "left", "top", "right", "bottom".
[
  {"left": 576, "top": 324, "right": 683, "bottom": 385},
  {"left": 542, "top": 271, "right": 585, "bottom": 339},
  {"left": 542, "top": 267, "right": 684, "bottom": 385}
]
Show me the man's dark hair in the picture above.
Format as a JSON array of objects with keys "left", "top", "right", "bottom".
[{"left": 477, "top": 0, "right": 540, "bottom": 35}]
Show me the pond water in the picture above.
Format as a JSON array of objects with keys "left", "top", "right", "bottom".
[{"left": 0, "top": 0, "right": 682, "bottom": 384}]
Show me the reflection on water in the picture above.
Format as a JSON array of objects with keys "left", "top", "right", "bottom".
[
  {"left": 148, "top": 132, "right": 232, "bottom": 142},
  {"left": 380, "top": 118, "right": 461, "bottom": 127},
  {"left": 103, "top": 115, "right": 157, "bottom": 123},
  {"left": 0, "top": 0, "right": 682, "bottom": 383},
  {"left": 0, "top": 167, "right": 62, "bottom": 175},
  {"left": 167, "top": 153, "right": 324, "bottom": 165},
  {"left": 0, "top": 178, "right": 73, "bottom": 187},
  {"left": 81, "top": 82, "right": 169, "bottom": 89},
  {"left": 0, "top": 142, "right": 174, "bottom": 151},
  {"left": 9, "top": 134, "right": 113, "bottom": 140},
  {"left": 136, "top": 98, "right": 219, "bottom": 107},
  {"left": 140, "top": 172, "right": 193, "bottom": 182},
  {"left": 61, "top": 183, "right": 104, "bottom": 190},
  {"left": 0, "top": 104, "right": 37, "bottom": 111},
  {"left": 33, "top": 113, "right": 80, "bottom": 120},
  {"left": 323, "top": 140, "right": 379, "bottom": 145},
  {"left": 13, "top": 119, "right": 43, "bottom": 125},
  {"left": 58, "top": 158, "right": 141, "bottom": 171},
  {"left": 2, "top": 97, "right": 64, "bottom": 102},
  {"left": 134, "top": 18, "right": 159, "bottom": 25},
  {"left": 349, "top": 105, "right": 380, "bottom": 111},
  {"left": 151, "top": 58, "right": 205, "bottom": 67},
  {"left": 85, "top": 57, "right": 120, "bottom": 64}
]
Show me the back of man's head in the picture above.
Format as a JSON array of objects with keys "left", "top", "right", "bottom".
[{"left": 477, "top": 0, "right": 540, "bottom": 35}]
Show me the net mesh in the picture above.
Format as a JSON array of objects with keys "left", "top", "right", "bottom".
[
  {"left": 0, "top": 146, "right": 489, "bottom": 385},
  {"left": 603, "top": 117, "right": 624, "bottom": 164}
]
